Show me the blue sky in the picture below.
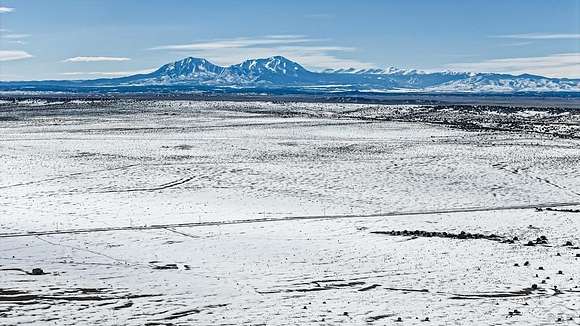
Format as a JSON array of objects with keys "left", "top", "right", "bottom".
[{"left": 0, "top": 0, "right": 579, "bottom": 80}]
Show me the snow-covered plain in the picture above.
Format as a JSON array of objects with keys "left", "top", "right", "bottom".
[{"left": 0, "top": 100, "right": 579, "bottom": 325}]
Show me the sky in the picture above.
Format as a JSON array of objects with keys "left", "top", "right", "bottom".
[{"left": 0, "top": 0, "right": 579, "bottom": 80}]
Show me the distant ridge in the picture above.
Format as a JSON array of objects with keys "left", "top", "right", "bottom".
[{"left": 1, "top": 56, "right": 579, "bottom": 93}]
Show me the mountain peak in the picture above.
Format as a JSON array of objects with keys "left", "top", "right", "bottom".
[
  {"left": 239, "top": 56, "right": 303, "bottom": 69},
  {"left": 268, "top": 55, "right": 291, "bottom": 61},
  {"left": 169, "top": 56, "right": 219, "bottom": 69},
  {"left": 153, "top": 57, "right": 224, "bottom": 79},
  {"left": 230, "top": 56, "right": 309, "bottom": 80},
  {"left": 181, "top": 56, "right": 207, "bottom": 62},
  {"left": 266, "top": 55, "right": 300, "bottom": 65},
  {"left": 164, "top": 56, "right": 214, "bottom": 68}
]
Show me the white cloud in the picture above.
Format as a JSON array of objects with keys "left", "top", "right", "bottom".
[
  {"left": 0, "top": 33, "right": 30, "bottom": 45},
  {"left": 6, "top": 40, "right": 27, "bottom": 45},
  {"left": 150, "top": 35, "right": 318, "bottom": 51},
  {"left": 63, "top": 56, "right": 131, "bottom": 63},
  {"left": 0, "top": 7, "right": 14, "bottom": 13},
  {"left": 2, "top": 34, "right": 30, "bottom": 39},
  {"left": 0, "top": 50, "right": 33, "bottom": 61},
  {"left": 445, "top": 53, "right": 580, "bottom": 78},
  {"left": 493, "top": 33, "right": 580, "bottom": 40},
  {"left": 60, "top": 68, "right": 155, "bottom": 77},
  {"left": 150, "top": 35, "right": 374, "bottom": 70},
  {"left": 498, "top": 41, "right": 533, "bottom": 47},
  {"left": 264, "top": 34, "right": 307, "bottom": 39}
]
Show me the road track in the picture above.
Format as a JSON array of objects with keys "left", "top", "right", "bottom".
[{"left": 1, "top": 201, "right": 579, "bottom": 239}]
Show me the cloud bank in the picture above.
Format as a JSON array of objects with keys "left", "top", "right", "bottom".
[
  {"left": 2, "top": 34, "right": 31, "bottom": 39},
  {"left": 493, "top": 33, "right": 580, "bottom": 40},
  {"left": 150, "top": 35, "right": 374, "bottom": 70},
  {"left": 60, "top": 68, "right": 155, "bottom": 78},
  {"left": 0, "top": 50, "right": 33, "bottom": 61},
  {"left": 64, "top": 56, "right": 131, "bottom": 63}
]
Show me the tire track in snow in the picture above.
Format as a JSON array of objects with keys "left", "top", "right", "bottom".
[
  {"left": 1, "top": 200, "right": 580, "bottom": 239},
  {"left": 0, "top": 164, "right": 139, "bottom": 190},
  {"left": 96, "top": 176, "right": 195, "bottom": 193},
  {"left": 492, "top": 162, "right": 580, "bottom": 197}
]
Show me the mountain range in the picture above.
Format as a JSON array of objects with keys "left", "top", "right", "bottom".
[{"left": 1, "top": 56, "right": 579, "bottom": 93}]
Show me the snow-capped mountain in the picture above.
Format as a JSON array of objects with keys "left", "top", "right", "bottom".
[
  {"left": 151, "top": 57, "right": 225, "bottom": 80},
  {"left": 229, "top": 56, "right": 314, "bottom": 82},
  {"left": 1, "top": 56, "right": 579, "bottom": 93},
  {"left": 424, "top": 73, "right": 580, "bottom": 92},
  {"left": 322, "top": 67, "right": 423, "bottom": 75},
  {"left": 112, "top": 56, "right": 319, "bottom": 86}
]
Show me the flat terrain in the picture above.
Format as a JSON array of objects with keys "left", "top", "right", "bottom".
[{"left": 0, "top": 99, "right": 579, "bottom": 325}]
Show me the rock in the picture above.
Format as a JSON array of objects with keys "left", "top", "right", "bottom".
[
  {"left": 524, "top": 261, "right": 530, "bottom": 266},
  {"left": 153, "top": 264, "right": 179, "bottom": 270},
  {"left": 31, "top": 268, "right": 44, "bottom": 275}
]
